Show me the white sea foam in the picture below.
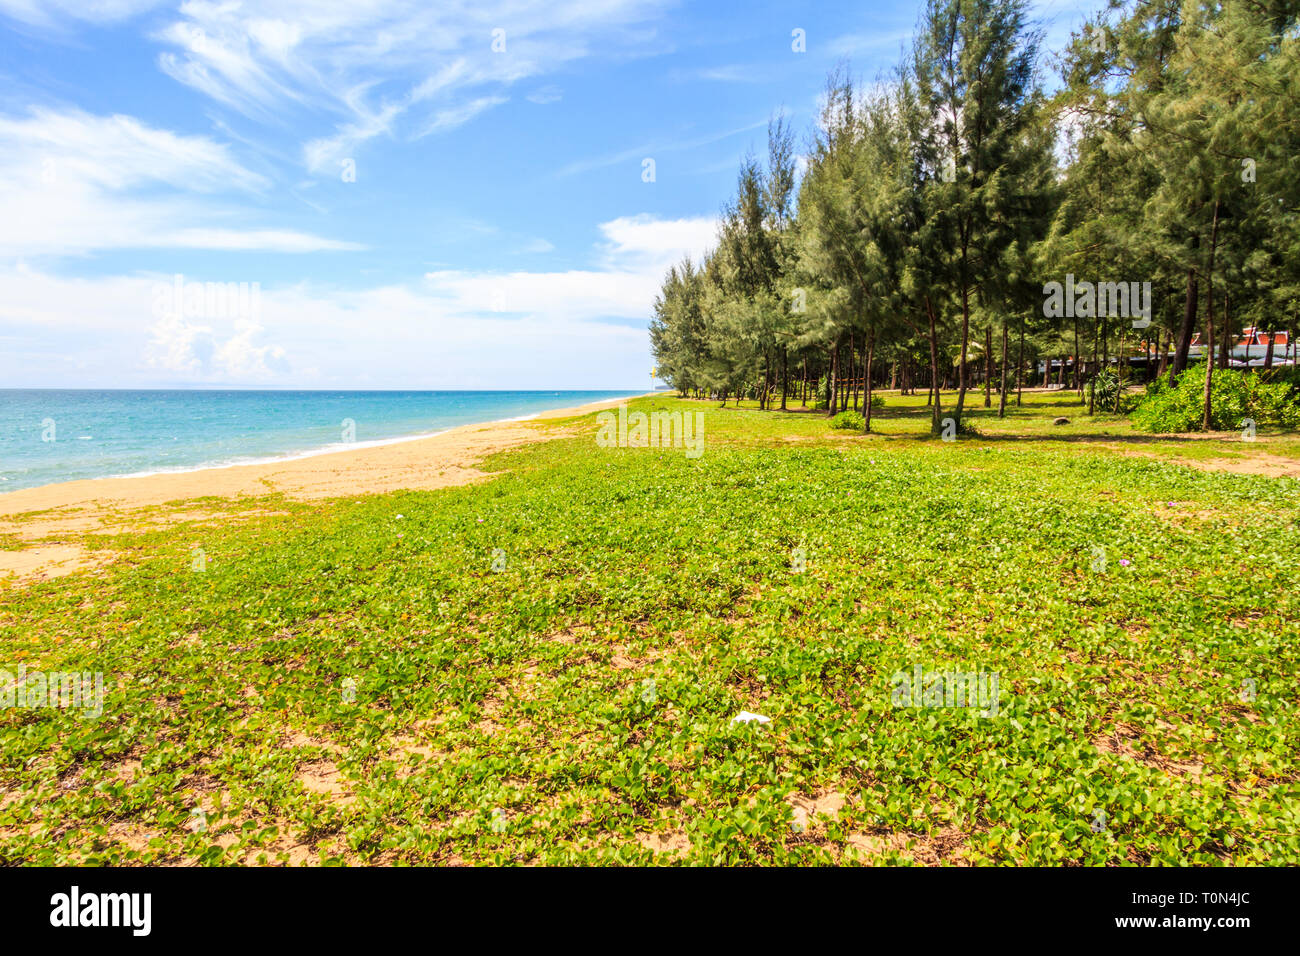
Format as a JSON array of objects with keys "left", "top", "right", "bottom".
[
  {"left": 0, "top": 391, "right": 647, "bottom": 494},
  {"left": 98, "top": 427, "right": 462, "bottom": 481}
]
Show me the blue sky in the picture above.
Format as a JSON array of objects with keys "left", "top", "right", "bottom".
[{"left": 0, "top": 0, "right": 1099, "bottom": 389}]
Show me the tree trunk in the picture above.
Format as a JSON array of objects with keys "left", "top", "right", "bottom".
[
  {"left": 998, "top": 320, "right": 1009, "bottom": 418},
  {"left": 1172, "top": 263, "right": 1198, "bottom": 381},
  {"left": 1202, "top": 201, "right": 1220, "bottom": 430},
  {"left": 845, "top": 342, "right": 853, "bottom": 410},
  {"left": 828, "top": 338, "right": 840, "bottom": 416},
  {"left": 983, "top": 324, "right": 993, "bottom": 407},
  {"left": 847, "top": 332, "right": 856, "bottom": 411},
  {"left": 1088, "top": 321, "right": 1099, "bottom": 416},
  {"left": 844, "top": 340, "right": 852, "bottom": 411},
  {"left": 954, "top": 280, "right": 971, "bottom": 428},
  {"left": 1219, "top": 292, "right": 1231, "bottom": 371},
  {"left": 926, "top": 296, "right": 942, "bottom": 434},
  {"left": 850, "top": 347, "right": 857, "bottom": 411},
  {"left": 1016, "top": 316, "right": 1024, "bottom": 407},
  {"left": 1102, "top": 313, "right": 1109, "bottom": 382},
  {"left": 1114, "top": 328, "right": 1125, "bottom": 414},
  {"left": 859, "top": 339, "right": 868, "bottom": 411},
  {"left": 1073, "top": 316, "right": 1081, "bottom": 396},
  {"left": 780, "top": 346, "right": 788, "bottom": 410},
  {"left": 863, "top": 336, "right": 876, "bottom": 434},
  {"left": 926, "top": 342, "right": 936, "bottom": 405}
]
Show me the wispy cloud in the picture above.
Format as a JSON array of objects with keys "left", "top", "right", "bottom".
[
  {"left": 825, "top": 30, "right": 913, "bottom": 59},
  {"left": 0, "top": 107, "right": 268, "bottom": 191},
  {"left": 417, "top": 95, "right": 508, "bottom": 138},
  {"left": 668, "top": 64, "right": 762, "bottom": 84},
  {"left": 526, "top": 84, "right": 563, "bottom": 104},
  {"left": 146, "top": 0, "right": 675, "bottom": 175},
  {"left": 557, "top": 119, "right": 768, "bottom": 177},
  {"left": 0, "top": 108, "right": 359, "bottom": 255},
  {"left": 0, "top": 214, "right": 715, "bottom": 387},
  {"left": 0, "top": 0, "right": 165, "bottom": 29},
  {"left": 423, "top": 214, "right": 716, "bottom": 322},
  {"left": 302, "top": 100, "right": 404, "bottom": 175}
]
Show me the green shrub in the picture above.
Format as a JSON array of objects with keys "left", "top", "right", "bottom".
[
  {"left": 1263, "top": 365, "right": 1300, "bottom": 402},
  {"left": 1132, "top": 366, "right": 1300, "bottom": 432},
  {"left": 813, "top": 376, "right": 830, "bottom": 410},
  {"left": 828, "top": 395, "right": 885, "bottom": 431},
  {"left": 817, "top": 388, "right": 882, "bottom": 413},
  {"left": 830, "top": 410, "right": 864, "bottom": 430},
  {"left": 1116, "top": 391, "right": 1143, "bottom": 415},
  {"left": 1087, "top": 368, "right": 1122, "bottom": 410}
]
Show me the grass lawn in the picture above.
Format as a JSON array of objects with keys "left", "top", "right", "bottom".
[{"left": 2, "top": 390, "right": 1297, "bottom": 865}]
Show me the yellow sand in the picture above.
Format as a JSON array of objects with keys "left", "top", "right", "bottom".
[{"left": 0, "top": 393, "right": 648, "bottom": 580}]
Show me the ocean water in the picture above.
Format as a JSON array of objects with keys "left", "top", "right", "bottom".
[{"left": 0, "top": 390, "right": 642, "bottom": 493}]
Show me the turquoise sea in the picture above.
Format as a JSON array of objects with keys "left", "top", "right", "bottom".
[{"left": 0, "top": 390, "right": 642, "bottom": 493}]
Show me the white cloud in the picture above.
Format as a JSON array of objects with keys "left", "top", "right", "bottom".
[
  {"left": 825, "top": 30, "right": 913, "bottom": 59},
  {"left": 145, "top": 311, "right": 286, "bottom": 380},
  {"left": 150, "top": 1, "right": 674, "bottom": 173},
  {"left": 0, "top": 265, "right": 650, "bottom": 387},
  {"left": 557, "top": 119, "right": 768, "bottom": 177},
  {"left": 146, "top": 312, "right": 215, "bottom": 375},
  {"left": 526, "top": 84, "right": 563, "bottom": 105},
  {"left": 0, "top": 0, "right": 164, "bottom": 28},
  {"left": 422, "top": 214, "right": 717, "bottom": 323},
  {"left": 0, "top": 107, "right": 267, "bottom": 192},
  {"left": 416, "top": 95, "right": 508, "bottom": 138},
  {"left": 161, "top": 228, "right": 360, "bottom": 253},
  {"left": 668, "top": 65, "right": 759, "bottom": 84},
  {"left": 597, "top": 214, "right": 717, "bottom": 264},
  {"left": 0, "top": 108, "right": 360, "bottom": 256},
  {"left": 0, "top": 214, "right": 715, "bottom": 387},
  {"left": 302, "top": 100, "right": 403, "bottom": 174},
  {"left": 214, "top": 318, "right": 290, "bottom": 378}
]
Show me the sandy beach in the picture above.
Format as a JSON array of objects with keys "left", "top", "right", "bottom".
[{"left": 0, "top": 393, "right": 651, "bottom": 579}]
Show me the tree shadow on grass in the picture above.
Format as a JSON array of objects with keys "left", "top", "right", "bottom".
[
  {"left": 802, "top": 405, "right": 1251, "bottom": 447},
  {"left": 685, "top": 395, "right": 1279, "bottom": 449},
  {"left": 967, "top": 431, "right": 1228, "bottom": 446}
]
